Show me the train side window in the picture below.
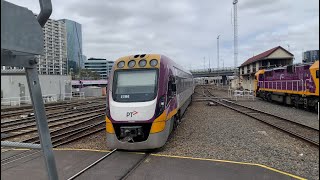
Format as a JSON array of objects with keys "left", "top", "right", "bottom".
[
  {"left": 167, "top": 76, "right": 176, "bottom": 103},
  {"left": 316, "top": 70, "right": 319, "bottom": 78}
]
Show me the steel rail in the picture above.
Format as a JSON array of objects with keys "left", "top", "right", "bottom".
[
  {"left": 66, "top": 149, "right": 117, "bottom": 180},
  {"left": 210, "top": 99, "right": 319, "bottom": 146},
  {"left": 1, "top": 103, "right": 104, "bottom": 128},
  {"left": 1, "top": 120, "right": 105, "bottom": 165},
  {"left": 1, "top": 110, "right": 105, "bottom": 140}
]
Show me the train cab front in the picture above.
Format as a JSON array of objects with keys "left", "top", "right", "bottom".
[{"left": 105, "top": 56, "right": 171, "bottom": 150}]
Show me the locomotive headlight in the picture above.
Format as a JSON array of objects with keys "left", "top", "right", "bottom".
[
  {"left": 128, "top": 60, "right": 136, "bottom": 68},
  {"left": 117, "top": 61, "right": 125, "bottom": 68},
  {"left": 150, "top": 59, "right": 158, "bottom": 67},
  {"left": 138, "top": 59, "right": 147, "bottom": 67}
]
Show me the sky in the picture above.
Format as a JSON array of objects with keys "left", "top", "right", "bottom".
[{"left": 7, "top": 0, "right": 319, "bottom": 70}]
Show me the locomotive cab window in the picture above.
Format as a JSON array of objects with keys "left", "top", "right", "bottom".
[
  {"left": 317, "top": 70, "right": 319, "bottom": 78},
  {"left": 112, "top": 69, "right": 158, "bottom": 102}
]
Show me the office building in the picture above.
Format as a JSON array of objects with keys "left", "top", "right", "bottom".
[
  {"left": 303, "top": 50, "right": 319, "bottom": 63},
  {"left": 83, "top": 58, "right": 114, "bottom": 79},
  {"left": 58, "top": 19, "right": 84, "bottom": 74}
]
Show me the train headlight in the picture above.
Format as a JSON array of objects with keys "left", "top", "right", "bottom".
[
  {"left": 138, "top": 59, "right": 147, "bottom": 67},
  {"left": 128, "top": 60, "right": 136, "bottom": 68},
  {"left": 117, "top": 61, "right": 125, "bottom": 68},
  {"left": 150, "top": 59, "right": 158, "bottom": 67}
]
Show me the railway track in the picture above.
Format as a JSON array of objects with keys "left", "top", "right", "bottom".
[
  {"left": 1, "top": 100, "right": 107, "bottom": 167},
  {"left": 208, "top": 97, "right": 319, "bottom": 146},
  {"left": 1, "top": 103, "right": 104, "bottom": 129},
  {"left": 1, "top": 97, "right": 106, "bottom": 113},
  {"left": 1, "top": 107, "right": 105, "bottom": 140},
  {"left": 1, "top": 115, "right": 105, "bottom": 166},
  {"left": 66, "top": 149, "right": 150, "bottom": 180},
  {"left": 2, "top": 97, "right": 150, "bottom": 179},
  {"left": 1, "top": 98, "right": 105, "bottom": 119},
  {"left": 203, "top": 88, "right": 319, "bottom": 146}
]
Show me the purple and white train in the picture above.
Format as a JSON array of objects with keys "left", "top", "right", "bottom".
[{"left": 105, "top": 54, "right": 194, "bottom": 150}]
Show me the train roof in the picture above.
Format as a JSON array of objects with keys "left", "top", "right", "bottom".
[{"left": 113, "top": 54, "right": 192, "bottom": 75}]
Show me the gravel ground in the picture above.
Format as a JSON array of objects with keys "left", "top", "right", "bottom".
[
  {"left": 207, "top": 88, "right": 319, "bottom": 129},
  {"left": 59, "top": 130, "right": 108, "bottom": 150},
  {"left": 237, "top": 100, "right": 318, "bottom": 129},
  {"left": 159, "top": 101, "right": 319, "bottom": 180},
  {"left": 59, "top": 86, "right": 319, "bottom": 180}
]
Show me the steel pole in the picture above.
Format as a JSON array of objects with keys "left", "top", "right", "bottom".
[
  {"left": 217, "top": 35, "right": 220, "bottom": 69},
  {"left": 25, "top": 66, "right": 58, "bottom": 180}
]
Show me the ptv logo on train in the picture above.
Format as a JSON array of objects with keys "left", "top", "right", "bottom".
[{"left": 126, "top": 111, "right": 138, "bottom": 117}]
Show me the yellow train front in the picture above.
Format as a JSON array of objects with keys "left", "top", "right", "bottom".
[{"left": 254, "top": 60, "right": 319, "bottom": 111}]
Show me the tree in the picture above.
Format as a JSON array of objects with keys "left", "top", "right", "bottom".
[{"left": 78, "top": 69, "right": 100, "bottom": 80}]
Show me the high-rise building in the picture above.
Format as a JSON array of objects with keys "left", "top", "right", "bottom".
[
  {"left": 38, "top": 18, "right": 67, "bottom": 75},
  {"left": 303, "top": 50, "right": 319, "bottom": 63},
  {"left": 83, "top": 58, "right": 114, "bottom": 79},
  {"left": 59, "top": 19, "right": 83, "bottom": 74},
  {"left": 81, "top": 55, "right": 87, "bottom": 68},
  {"left": 2, "top": 16, "right": 68, "bottom": 75}
]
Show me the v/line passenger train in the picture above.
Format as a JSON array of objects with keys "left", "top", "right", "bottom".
[{"left": 105, "top": 54, "right": 194, "bottom": 150}]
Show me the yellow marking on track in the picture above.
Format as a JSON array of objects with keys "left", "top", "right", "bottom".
[
  {"left": 52, "top": 148, "right": 146, "bottom": 155},
  {"left": 53, "top": 148, "right": 111, "bottom": 153},
  {"left": 4, "top": 148, "right": 305, "bottom": 179},
  {"left": 2, "top": 148, "right": 31, "bottom": 151},
  {"left": 151, "top": 154, "right": 306, "bottom": 180}
]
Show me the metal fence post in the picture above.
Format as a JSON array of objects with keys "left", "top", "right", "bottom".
[{"left": 25, "top": 67, "right": 59, "bottom": 180}]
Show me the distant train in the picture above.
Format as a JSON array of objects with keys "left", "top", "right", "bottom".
[
  {"left": 105, "top": 54, "right": 194, "bottom": 150},
  {"left": 254, "top": 60, "right": 319, "bottom": 111}
]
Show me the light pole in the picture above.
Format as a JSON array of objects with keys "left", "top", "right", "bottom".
[
  {"left": 217, "top": 35, "right": 220, "bottom": 69},
  {"left": 222, "top": 58, "right": 224, "bottom": 69}
]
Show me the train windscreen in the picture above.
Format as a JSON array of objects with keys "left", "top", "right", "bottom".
[{"left": 112, "top": 69, "right": 158, "bottom": 102}]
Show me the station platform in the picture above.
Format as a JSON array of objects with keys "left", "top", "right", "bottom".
[{"left": 1, "top": 148, "right": 305, "bottom": 180}]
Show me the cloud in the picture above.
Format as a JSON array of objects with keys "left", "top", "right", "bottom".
[{"left": 6, "top": 0, "right": 319, "bottom": 69}]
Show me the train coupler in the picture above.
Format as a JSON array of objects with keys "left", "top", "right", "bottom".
[{"left": 119, "top": 126, "right": 144, "bottom": 142}]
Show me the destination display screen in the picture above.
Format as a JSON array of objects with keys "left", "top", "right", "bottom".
[{"left": 112, "top": 69, "right": 158, "bottom": 102}]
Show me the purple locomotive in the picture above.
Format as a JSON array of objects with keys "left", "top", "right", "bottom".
[{"left": 255, "top": 60, "right": 319, "bottom": 111}]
